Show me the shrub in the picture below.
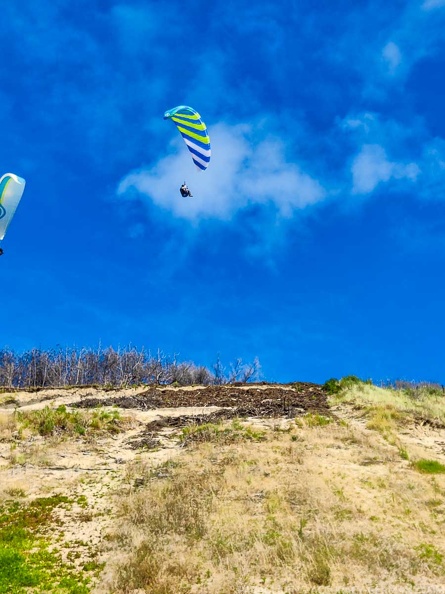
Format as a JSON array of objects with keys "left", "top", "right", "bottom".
[
  {"left": 323, "top": 378, "right": 341, "bottom": 395},
  {"left": 324, "top": 375, "right": 372, "bottom": 395}
]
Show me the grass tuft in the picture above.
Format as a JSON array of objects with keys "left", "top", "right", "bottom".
[
  {"left": 303, "top": 413, "right": 333, "bottom": 427},
  {"left": 15, "top": 405, "right": 129, "bottom": 438},
  {"left": 412, "top": 459, "right": 445, "bottom": 474},
  {"left": 180, "top": 419, "right": 267, "bottom": 446}
]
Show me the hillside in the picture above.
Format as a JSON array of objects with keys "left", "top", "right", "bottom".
[{"left": 1, "top": 382, "right": 445, "bottom": 593}]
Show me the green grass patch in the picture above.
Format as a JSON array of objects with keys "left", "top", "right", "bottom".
[
  {"left": 0, "top": 495, "right": 91, "bottom": 593},
  {"left": 399, "top": 447, "right": 409, "bottom": 460},
  {"left": 416, "top": 543, "right": 443, "bottom": 564},
  {"left": 15, "top": 405, "right": 125, "bottom": 437},
  {"left": 412, "top": 459, "right": 445, "bottom": 474},
  {"left": 303, "top": 413, "right": 333, "bottom": 427},
  {"left": 415, "top": 543, "right": 444, "bottom": 574}
]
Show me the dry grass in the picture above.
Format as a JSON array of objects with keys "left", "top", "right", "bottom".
[
  {"left": 101, "top": 417, "right": 445, "bottom": 593},
  {"left": 3, "top": 384, "right": 445, "bottom": 593},
  {"left": 0, "top": 405, "right": 137, "bottom": 469},
  {"left": 0, "top": 411, "right": 16, "bottom": 441},
  {"left": 180, "top": 418, "right": 267, "bottom": 447},
  {"left": 331, "top": 382, "right": 445, "bottom": 425}
]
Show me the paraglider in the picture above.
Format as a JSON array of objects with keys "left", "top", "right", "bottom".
[
  {"left": 0, "top": 173, "right": 26, "bottom": 255},
  {"left": 180, "top": 182, "right": 193, "bottom": 197},
  {"left": 164, "top": 105, "right": 211, "bottom": 197}
]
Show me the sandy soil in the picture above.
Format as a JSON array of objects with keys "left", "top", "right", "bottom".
[{"left": 1, "top": 384, "right": 445, "bottom": 593}]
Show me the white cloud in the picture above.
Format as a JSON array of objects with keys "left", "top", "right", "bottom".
[
  {"left": 422, "top": 0, "right": 445, "bottom": 10},
  {"left": 352, "top": 144, "right": 420, "bottom": 194},
  {"left": 350, "top": 3, "right": 445, "bottom": 95},
  {"left": 342, "top": 113, "right": 376, "bottom": 134},
  {"left": 382, "top": 41, "right": 402, "bottom": 74},
  {"left": 117, "top": 123, "right": 325, "bottom": 221}
]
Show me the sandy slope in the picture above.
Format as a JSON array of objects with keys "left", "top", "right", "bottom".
[{"left": 1, "top": 385, "right": 445, "bottom": 593}]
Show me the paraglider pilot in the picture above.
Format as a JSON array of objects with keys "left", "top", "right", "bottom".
[{"left": 180, "top": 182, "right": 193, "bottom": 198}]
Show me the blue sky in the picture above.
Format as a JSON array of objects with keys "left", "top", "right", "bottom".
[{"left": 1, "top": 0, "right": 445, "bottom": 383}]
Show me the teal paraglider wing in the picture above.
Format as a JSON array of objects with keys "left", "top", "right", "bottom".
[
  {"left": 0, "top": 173, "right": 26, "bottom": 240},
  {"left": 164, "top": 105, "right": 211, "bottom": 171}
]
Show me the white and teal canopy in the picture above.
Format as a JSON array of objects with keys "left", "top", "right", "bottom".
[
  {"left": 164, "top": 105, "right": 211, "bottom": 171},
  {"left": 0, "top": 173, "right": 26, "bottom": 240}
]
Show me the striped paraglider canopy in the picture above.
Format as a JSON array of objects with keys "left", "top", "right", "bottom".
[
  {"left": 0, "top": 173, "right": 26, "bottom": 241},
  {"left": 164, "top": 105, "right": 211, "bottom": 171}
]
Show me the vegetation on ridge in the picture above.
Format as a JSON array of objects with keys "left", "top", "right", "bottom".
[{"left": 0, "top": 346, "right": 260, "bottom": 389}]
